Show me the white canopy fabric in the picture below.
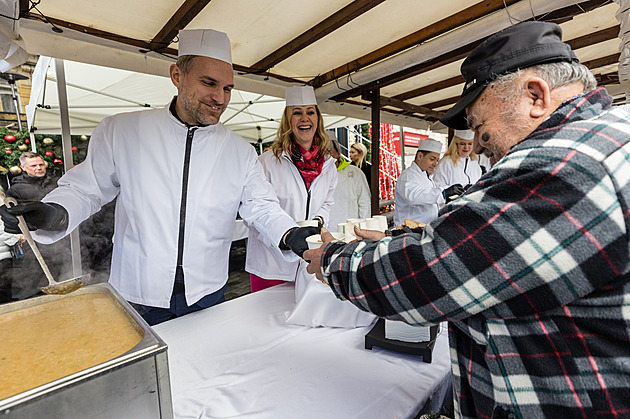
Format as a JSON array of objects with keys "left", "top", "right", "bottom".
[{"left": 26, "top": 57, "right": 366, "bottom": 143}]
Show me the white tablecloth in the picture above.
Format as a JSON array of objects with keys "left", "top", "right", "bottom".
[{"left": 154, "top": 283, "right": 452, "bottom": 419}]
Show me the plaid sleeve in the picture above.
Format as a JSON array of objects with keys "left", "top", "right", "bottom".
[{"left": 321, "top": 144, "right": 628, "bottom": 326}]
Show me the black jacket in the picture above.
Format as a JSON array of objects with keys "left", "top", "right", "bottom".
[{"left": 7, "top": 172, "right": 59, "bottom": 202}]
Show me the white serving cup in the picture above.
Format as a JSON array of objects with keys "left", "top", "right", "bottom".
[
  {"left": 347, "top": 218, "right": 366, "bottom": 229},
  {"left": 306, "top": 232, "right": 346, "bottom": 249},
  {"left": 373, "top": 215, "right": 388, "bottom": 231},
  {"left": 337, "top": 222, "right": 356, "bottom": 236},
  {"left": 365, "top": 217, "right": 381, "bottom": 231},
  {"left": 297, "top": 220, "right": 319, "bottom": 227}
]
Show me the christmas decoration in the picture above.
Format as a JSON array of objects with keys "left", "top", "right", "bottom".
[
  {"left": 0, "top": 128, "right": 91, "bottom": 176},
  {"left": 9, "top": 166, "right": 21, "bottom": 175},
  {"left": 4, "top": 134, "right": 17, "bottom": 143}
]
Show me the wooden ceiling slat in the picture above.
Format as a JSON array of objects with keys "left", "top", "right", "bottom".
[
  {"left": 379, "top": 96, "right": 444, "bottom": 119},
  {"left": 149, "top": 0, "right": 213, "bottom": 52},
  {"left": 331, "top": 0, "right": 614, "bottom": 103},
  {"left": 419, "top": 53, "right": 622, "bottom": 111},
  {"left": 252, "top": 0, "right": 386, "bottom": 72},
  {"left": 311, "top": 0, "right": 521, "bottom": 88},
  {"left": 391, "top": 24, "right": 619, "bottom": 103},
  {"left": 394, "top": 75, "right": 464, "bottom": 102}
]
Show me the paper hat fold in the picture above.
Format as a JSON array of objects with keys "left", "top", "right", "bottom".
[
  {"left": 286, "top": 86, "right": 317, "bottom": 106},
  {"left": 178, "top": 29, "right": 232, "bottom": 64},
  {"left": 454, "top": 129, "right": 474, "bottom": 140},
  {"left": 417, "top": 139, "right": 443, "bottom": 153}
]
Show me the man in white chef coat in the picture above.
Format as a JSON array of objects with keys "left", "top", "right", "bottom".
[
  {"left": 0, "top": 29, "right": 317, "bottom": 325},
  {"left": 393, "top": 138, "right": 464, "bottom": 226}
]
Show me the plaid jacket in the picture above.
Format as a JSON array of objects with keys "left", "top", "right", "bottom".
[{"left": 322, "top": 89, "right": 630, "bottom": 419}]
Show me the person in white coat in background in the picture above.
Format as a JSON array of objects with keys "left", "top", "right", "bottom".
[
  {"left": 326, "top": 131, "right": 370, "bottom": 229},
  {"left": 433, "top": 129, "right": 482, "bottom": 206},
  {"left": 393, "top": 138, "right": 464, "bottom": 226},
  {"left": 246, "top": 86, "right": 337, "bottom": 292},
  {"left": 0, "top": 29, "right": 318, "bottom": 325}
]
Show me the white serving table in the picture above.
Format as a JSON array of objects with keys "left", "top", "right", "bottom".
[{"left": 154, "top": 283, "right": 452, "bottom": 419}]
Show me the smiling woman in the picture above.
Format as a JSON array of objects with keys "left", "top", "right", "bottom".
[{"left": 245, "top": 86, "right": 337, "bottom": 293}]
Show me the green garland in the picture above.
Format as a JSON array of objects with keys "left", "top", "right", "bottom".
[{"left": 0, "top": 127, "right": 90, "bottom": 175}]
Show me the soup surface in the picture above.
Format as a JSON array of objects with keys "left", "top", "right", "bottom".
[{"left": 0, "top": 293, "right": 143, "bottom": 400}]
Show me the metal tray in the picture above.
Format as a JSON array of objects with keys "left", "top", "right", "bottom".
[{"left": 0, "top": 283, "right": 173, "bottom": 418}]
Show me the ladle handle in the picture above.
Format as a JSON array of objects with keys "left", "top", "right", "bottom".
[{"left": 1, "top": 193, "right": 56, "bottom": 285}]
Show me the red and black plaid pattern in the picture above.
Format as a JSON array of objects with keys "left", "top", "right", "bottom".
[
  {"left": 321, "top": 88, "right": 630, "bottom": 419},
  {"left": 291, "top": 143, "right": 324, "bottom": 189}
]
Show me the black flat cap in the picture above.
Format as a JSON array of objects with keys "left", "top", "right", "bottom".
[{"left": 440, "top": 21, "right": 579, "bottom": 130}]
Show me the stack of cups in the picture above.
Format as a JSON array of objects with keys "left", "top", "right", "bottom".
[{"left": 338, "top": 216, "right": 389, "bottom": 237}]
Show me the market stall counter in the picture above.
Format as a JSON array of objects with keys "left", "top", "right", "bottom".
[{"left": 154, "top": 282, "right": 451, "bottom": 419}]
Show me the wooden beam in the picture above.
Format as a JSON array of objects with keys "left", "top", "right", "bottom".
[
  {"left": 311, "top": 0, "right": 521, "bottom": 88},
  {"left": 379, "top": 96, "right": 444, "bottom": 119},
  {"left": 252, "top": 0, "right": 385, "bottom": 72},
  {"left": 326, "top": 0, "right": 612, "bottom": 101},
  {"left": 331, "top": 41, "right": 477, "bottom": 102},
  {"left": 394, "top": 75, "right": 464, "bottom": 102},
  {"left": 370, "top": 90, "right": 380, "bottom": 216},
  {"left": 149, "top": 0, "right": 213, "bottom": 52},
  {"left": 566, "top": 25, "right": 619, "bottom": 51},
  {"left": 421, "top": 53, "right": 622, "bottom": 111},
  {"left": 18, "top": 0, "right": 29, "bottom": 16},
  {"left": 21, "top": 13, "right": 305, "bottom": 85},
  {"left": 391, "top": 24, "right": 619, "bottom": 103}
]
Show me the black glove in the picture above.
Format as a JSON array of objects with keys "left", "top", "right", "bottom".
[
  {"left": 279, "top": 226, "right": 321, "bottom": 258},
  {"left": 0, "top": 202, "right": 69, "bottom": 234},
  {"left": 442, "top": 184, "right": 465, "bottom": 203},
  {"left": 312, "top": 216, "right": 324, "bottom": 228}
]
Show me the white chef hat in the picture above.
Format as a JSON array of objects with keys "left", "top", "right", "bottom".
[
  {"left": 454, "top": 129, "right": 474, "bottom": 140},
  {"left": 178, "top": 29, "right": 232, "bottom": 65},
  {"left": 285, "top": 86, "right": 317, "bottom": 107},
  {"left": 417, "top": 138, "right": 443, "bottom": 154}
]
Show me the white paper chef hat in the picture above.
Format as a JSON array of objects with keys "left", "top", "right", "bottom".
[
  {"left": 417, "top": 138, "right": 443, "bottom": 154},
  {"left": 454, "top": 129, "right": 474, "bottom": 140},
  {"left": 178, "top": 29, "right": 232, "bottom": 64},
  {"left": 285, "top": 86, "right": 317, "bottom": 107}
]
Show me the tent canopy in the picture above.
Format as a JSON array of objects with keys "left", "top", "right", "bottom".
[
  {"left": 26, "top": 57, "right": 366, "bottom": 142},
  {"left": 2, "top": 0, "right": 626, "bottom": 131}
]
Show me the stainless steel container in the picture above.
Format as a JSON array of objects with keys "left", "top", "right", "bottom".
[{"left": 0, "top": 283, "right": 173, "bottom": 419}]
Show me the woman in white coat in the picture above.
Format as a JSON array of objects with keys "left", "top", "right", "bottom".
[
  {"left": 433, "top": 129, "right": 482, "bottom": 199},
  {"left": 246, "top": 86, "right": 337, "bottom": 292}
]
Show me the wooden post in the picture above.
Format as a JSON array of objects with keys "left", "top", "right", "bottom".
[{"left": 370, "top": 89, "right": 380, "bottom": 216}]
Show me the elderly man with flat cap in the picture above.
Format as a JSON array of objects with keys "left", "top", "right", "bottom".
[
  {"left": 304, "top": 21, "right": 630, "bottom": 418},
  {"left": 0, "top": 29, "right": 317, "bottom": 325}
]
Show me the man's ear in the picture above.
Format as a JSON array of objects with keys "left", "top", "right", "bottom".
[
  {"left": 170, "top": 63, "right": 181, "bottom": 88},
  {"left": 525, "top": 77, "right": 551, "bottom": 119}
]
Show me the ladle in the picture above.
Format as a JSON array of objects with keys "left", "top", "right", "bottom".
[{"left": 1, "top": 194, "right": 88, "bottom": 295}]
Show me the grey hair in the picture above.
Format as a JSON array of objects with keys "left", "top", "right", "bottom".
[
  {"left": 490, "top": 61, "right": 597, "bottom": 100},
  {"left": 19, "top": 151, "right": 44, "bottom": 165},
  {"left": 175, "top": 55, "right": 198, "bottom": 75}
]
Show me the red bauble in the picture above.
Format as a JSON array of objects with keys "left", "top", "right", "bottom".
[
  {"left": 24, "top": 139, "right": 30, "bottom": 144},
  {"left": 71, "top": 146, "right": 78, "bottom": 151},
  {"left": 45, "top": 151, "right": 53, "bottom": 156},
  {"left": 4, "top": 134, "right": 17, "bottom": 143},
  {"left": 53, "top": 158, "right": 63, "bottom": 165},
  {"left": 4, "top": 148, "right": 11, "bottom": 154}
]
